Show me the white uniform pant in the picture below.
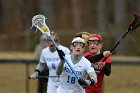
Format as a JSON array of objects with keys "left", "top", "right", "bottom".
[
  {"left": 57, "top": 86, "right": 85, "bottom": 93},
  {"left": 47, "top": 84, "right": 58, "bottom": 93}
]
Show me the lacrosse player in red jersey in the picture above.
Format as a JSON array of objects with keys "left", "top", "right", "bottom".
[{"left": 84, "top": 34, "right": 112, "bottom": 93}]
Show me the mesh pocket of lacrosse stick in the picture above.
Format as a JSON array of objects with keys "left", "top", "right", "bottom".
[{"left": 31, "top": 14, "right": 50, "bottom": 36}]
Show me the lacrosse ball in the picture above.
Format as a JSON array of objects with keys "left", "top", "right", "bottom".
[{"left": 41, "top": 26, "right": 47, "bottom": 32}]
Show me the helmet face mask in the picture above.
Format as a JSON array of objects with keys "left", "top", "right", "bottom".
[
  {"left": 47, "top": 31, "right": 60, "bottom": 47},
  {"left": 88, "top": 40, "right": 102, "bottom": 46},
  {"left": 72, "top": 42, "right": 85, "bottom": 48}
]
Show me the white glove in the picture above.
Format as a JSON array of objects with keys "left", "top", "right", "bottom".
[{"left": 30, "top": 71, "right": 39, "bottom": 79}]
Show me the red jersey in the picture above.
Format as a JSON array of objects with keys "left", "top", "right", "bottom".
[{"left": 84, "top": 52, "right": 112, "bottom": 93}]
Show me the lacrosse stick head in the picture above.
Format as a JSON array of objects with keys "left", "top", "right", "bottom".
[
  {"left": 31, "top": 14, "right": 50, "bottom": 36},
  {"left": 128, "top": 12, "right": 140, "bottom": 31}
]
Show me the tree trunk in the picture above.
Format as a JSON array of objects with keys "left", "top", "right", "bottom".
[
  {"left": 71, "top": 0, "right": 81, "bottom": 32},
  {"left": 39, "top": 0, "right": 54, "bottom": 29},
  {"left": 114, "top": 0, "right": 127, "bottom": 55},
  {"left": 97, "top": 0, "right": 107, "bottom": 33}
]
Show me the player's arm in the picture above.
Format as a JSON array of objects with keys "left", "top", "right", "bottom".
[
  {"left": 78, "top": 71, "right": 97, "bottom": 86},
  {"left": 85, "top": 51, "right": 111, "bottom": 62},
  {"left": 56, "top": 49, "right": 65, "bottom": 75},
  {"left": 30, "top": 62, "right": 47, "bottom": 79},
  {"left": 87, "top": 71, "right": 97, "bottom": 85},
  {"left": 98, "top": 58, "right": 112, "bottom": 76},
  {"left": 56, "top": 59, "right": 65, "bottom": 75},
  {"left": 85, "top": 53, "right": 104, "bottom": 62},
  {"left": 103, "top": 63, "right": 111, "bottom": 76},
  {"left": 78, "top": 61, "right": 97, "bottom": 87}
]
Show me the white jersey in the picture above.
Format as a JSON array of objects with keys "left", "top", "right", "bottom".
[
  {"left": 40, "top": 45, "right": 70, "bottom": 86},
  {"left": 57, "top": 55, "right": 95, "bottom": 93}
]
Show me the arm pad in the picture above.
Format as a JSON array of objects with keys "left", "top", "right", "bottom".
[
  {"left": 103, "top": 63, "right": 111, "bottom": 76},
  {"left": 36, "top": 62, "right": 46, "bottom": 72},
  {"left": 85, "top": 53, "right": 104, "bottom": 62}
]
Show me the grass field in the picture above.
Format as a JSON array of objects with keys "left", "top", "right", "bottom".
[
  {"left": 0, "top": 64, "right": 38, "bottom": 93},
  {"left": 104, "top": 65, "right": 140, "bottom": 93},
  {"left": 0, "top": 64, "right": 140, "bottom": 93},
  {"left": 0, "top": 52, "right": 140, "bottom": 93}
]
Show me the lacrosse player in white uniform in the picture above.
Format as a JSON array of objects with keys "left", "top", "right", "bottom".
[
  {"left": 56, "top": 37, "right": 97, "bottom": 93},
  {"left": 30, "top": 31, "right": 70, "bottom": 93}
]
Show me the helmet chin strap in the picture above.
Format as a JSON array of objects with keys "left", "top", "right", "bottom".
[
  {"left": 49, "top": 43, "right": 60, "bottom": 52},
  {"left": 49, "top": 46, "right": 56, "bottom": 53}
]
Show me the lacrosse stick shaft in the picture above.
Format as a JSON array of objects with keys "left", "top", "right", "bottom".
[
  {"left": 28, "top": 76, "right": 60, "bottom": 79},
  {"left": 32, "top": 15, "right": 79, "bottom": 80},
  {"left": 48, "top": 36, "right": 59, "bottom": 49},
  {"left": 48, "top": 35, "right": 79, "bottom": 79},
  {"left": 102, "top": 12, "right": 140, "bottom": 62},
  {"left": 42, "top": 30, "right": 79, "bottom": 79},
  {"left": 110, "top": 30, "right": 130, "bottom": 53},
  {"left": 45, "top": 34, "right": 79, "bottom": 79},
  {"left": 102, "top": 30, "right": 130, "bottom": 62}
]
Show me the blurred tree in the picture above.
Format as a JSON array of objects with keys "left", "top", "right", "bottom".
[
  {"left": 97, "top": 0, "right": 107, "bottom": 33},
  {"left": 71, "top": 0, "right": 81, "bottom": 32},
  {"left": 114, "top": 0, "right": 127, "bottom": 55},
  {"left": 0, "top": 0, "right": 140, "bottom": 56},
  {"left": 39, "top": 0, "right": 55, "bottom": 29}
]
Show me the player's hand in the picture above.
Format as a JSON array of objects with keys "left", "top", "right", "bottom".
[
  {"left": 29, "top": 72, "right": 39, "bottom": 79},
  {"left": 103, "top": 51, "right": 112, "bottom": 57},
  {"left": 56, "top": 49, "right": 65, "bottom": 60},
  {"left": 78, "top": 78, "right": 88, "bottom": 86},
  {"left": 98, "top": 62, "right": 105, "bottom": 69}
]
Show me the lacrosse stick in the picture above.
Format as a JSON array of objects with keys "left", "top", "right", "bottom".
[
  {"left": 31, "top": 14, "right": 58, "bottom": 48},
  {"left": 102, "top": 12, "right": 140, "bottom": 62},
  {"left": 28, "top": 76, "right": 60, "bottom": 79},
  {"left": 31, "top": 14, "right": 79, "bottom": 79}
]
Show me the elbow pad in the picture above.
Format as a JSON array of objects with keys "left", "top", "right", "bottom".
[{"left": 36, "top": 62, "right": 46, "bottom": 72}]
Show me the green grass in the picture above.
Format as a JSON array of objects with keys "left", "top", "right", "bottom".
[
  {"left": 0, "top": 64, "right": 140, "bottom": 93},
  {"left": 104, "top": 65, "right": 140, "bottom": 93},
  {"left": 0, "top": 64, "right": 37, "bottom": 93}
]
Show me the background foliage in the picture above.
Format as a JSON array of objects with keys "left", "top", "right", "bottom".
[{"left": 0, "top": 0, "right": 140, "bottom": 56}]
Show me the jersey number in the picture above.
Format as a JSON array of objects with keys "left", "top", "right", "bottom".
[
  {"left": 67, "top": 76, "right": 76, "bottom": 84},
  {"left": 52, "top": 63, "right": 56, "bottom": 69}
]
